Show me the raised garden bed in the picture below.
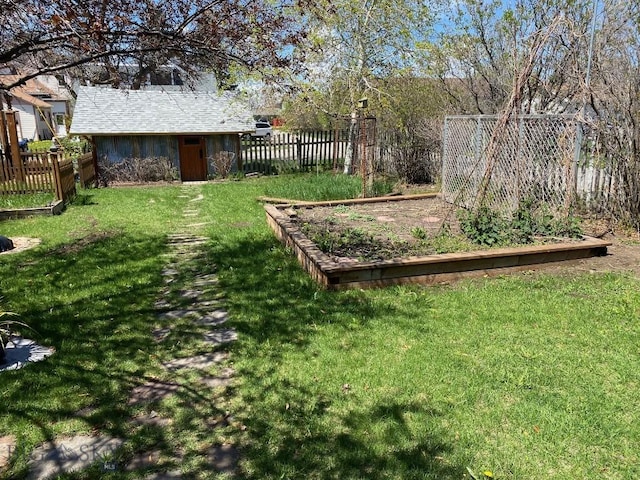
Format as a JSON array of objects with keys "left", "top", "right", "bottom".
[
  {"left": 265, "top": 194, "right": 612, "bottom": 290},
  {"left": 0, "top": 200, "right": 64, "bottom": 220}
]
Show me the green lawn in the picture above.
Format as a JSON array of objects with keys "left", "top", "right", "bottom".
[
  {"left": 0, "top": 193, "right": 55, "bottom": 209},
  {"left": 0, "top": 174, "right": 639, "bottom": 479}
]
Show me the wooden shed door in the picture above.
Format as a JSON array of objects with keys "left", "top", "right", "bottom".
[{"left": 179, "top": 136, "right": 207, "bottom": 181}]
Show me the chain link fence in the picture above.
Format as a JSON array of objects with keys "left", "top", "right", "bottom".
[{"left": 442, "top": 115, "right": 579, "bottom": 216}]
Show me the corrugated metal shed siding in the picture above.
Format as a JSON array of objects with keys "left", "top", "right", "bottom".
[
  {"left": 95, "top": 134, "right": 241, "bottom": 175},
  {"left": 205, "top": 134, "right": 241, "bottom": 174},
  {"left": 95, "top": 136, "right": 180, "bottom": 169}
]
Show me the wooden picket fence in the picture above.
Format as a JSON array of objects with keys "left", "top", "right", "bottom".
[
  {"left": 0, "top": 150, "right": 81, "bottom": 203},
  {"left": 240, "top": 130, "right": 350, "bottom": 174}
]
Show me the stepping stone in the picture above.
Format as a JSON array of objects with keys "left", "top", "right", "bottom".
[
  {"left": 152, "top": 327, "right": 171, "bottom": 342},
  {"left": 192, "top": 276, "right": 219, "bottom": 287},
  {"left": 189, "top": 194, "right": 204, "bottom": 202},
  {"left": 167, "top": 238, "right": 207, "bottom": 246},
  {"left": 161, "top": 268, "right": 179, "bottom": 277},
  {"left": 128, "top": 381, "right": 181, "bottom": 405},
  {"left": 195, "top": 311, "right": 229, "bottom": 327},
  {"left": 167, "top": 233, "right": 207, "bottom": 239},
  {"left": 162, "top": 352, "right": 228, "bottom": 371},
  {"left": 27, "top": 435, "right": 123, "bottom": 480},
  {"left": 154, "top": 299, "right": 173, "bottom": 311},
  {"left": 74, "top": 406, "right": 97, "bottom": 419},
  {"left": 157, "top": 310, "right": 202, "bottom": 321},
  {"left": 131, "top": 411, "right": 172, "bottom": 428},
  {"left": 177, "top": 195, "right": 190, "bottom": 198},
  {"left": 206, "top": 414, "right": 230, "bottom": 429},
  {"left": 126, "top": 449, "right": 162, "bottom": 471},
  {"left": 202, "top": 329, "right": 238, "bottom": 346},
  {"left": 170, "top": 233, "right": 201, "bottom": 239},
  {"left": 145, "top": 470, "right": 182, "bottom": 479},
  {"left": 183, "top": 213, "right": 198, "bottom": 217},
  {"left": 180, "top": 289, "right": 206, "bottom": 300},
  {"left": 206, "top": 444, "right": 239, "bottom": 475},
  {"left": 194, "top": 273, "right": 218, "bottom": 280},
  {"left": 196, "top": 299, "right": 227, "bottom": 308},
  {"left": 0, "top": 435, "right": 16, "bottom": 470},
  {"left": 200, "top": 367, "right": 235, "bottom": 389}
]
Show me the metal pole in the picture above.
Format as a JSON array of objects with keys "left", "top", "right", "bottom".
[{"left": 572, "top": 0, "right": 599, "bottom": 189}]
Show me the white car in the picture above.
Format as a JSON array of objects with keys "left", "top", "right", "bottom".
[{"left": 251, "top": 122, "right": 273, "bottom": 139}]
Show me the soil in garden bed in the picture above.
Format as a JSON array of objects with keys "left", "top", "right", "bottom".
[{"left": 292, "top": 197, "right": 590, "bottom": 263}]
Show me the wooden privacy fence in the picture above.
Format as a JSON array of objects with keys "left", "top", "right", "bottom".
[
  {"left": 77, "top": 152, "right": 96, "bottom": 188},
  {"left": 1, "top": 151, "right": 77, "bottom": 203},
  {"left": 240, "top": 130, "right": 350, "bottom": 174}
]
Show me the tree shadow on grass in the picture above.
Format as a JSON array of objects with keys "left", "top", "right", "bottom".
[
  {"left": 241, "top": 377, "right": 463, "bottom": 479},
  {"left": 204, "top": 232, "right": 466, "bottom": 479},
  {"left": 0, "top": 233, "right": 232, "bottom": 478}
]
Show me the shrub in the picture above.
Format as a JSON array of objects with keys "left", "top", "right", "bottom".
[
  {"left": 390, "top": 146, "right": 439, "bottom": 184},
  {"left": 97, "top": 156, "right": 178, "bottom": 185},
  {"left": 458, "top": 206, "right": 508, "bottom": 246},
  {"left": 209, "top": 151, "right": 236, "bottom": 179},
  {"left": 459, "top": 201, "right": 584, "bottom": 247}
]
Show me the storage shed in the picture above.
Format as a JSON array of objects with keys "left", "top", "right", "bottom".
[{"left": 70, "top": 86, "right": 254, "bottom": 181}]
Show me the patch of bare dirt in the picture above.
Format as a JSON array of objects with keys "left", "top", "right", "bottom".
[
  {"left": 0, "top": 237, "right": 41, "bottom": 255},
  {"left": 293, "top": 196, "right": 640, "bottom": 277},
  {"left": 53, "top": 230, "right": 117, "bottom": 255}
]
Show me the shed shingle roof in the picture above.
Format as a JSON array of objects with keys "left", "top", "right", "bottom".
[{"left": 70, "top": 86, "right": 254, "bottom": 135}]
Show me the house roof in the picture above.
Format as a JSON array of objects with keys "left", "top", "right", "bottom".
[
  {"left": 9, "top": 88, "right": 52, "bottom": 108},
  {"left": 70, "top": 86, "right": 255, "bottom": 135},
  {"left": 0, "top": 75, "right": 54, "bottom": 108}
]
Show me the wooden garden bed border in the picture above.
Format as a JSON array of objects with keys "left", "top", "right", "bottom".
[
  {"left": 264, "top": 194, "right": 612, "bottom": 290},
  {"left": 0, "top": 200, "right": 64, "bottom": 220}
]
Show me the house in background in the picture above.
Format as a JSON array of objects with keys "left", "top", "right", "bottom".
[
  {"left": 33, "top": 75, "right": 74, "bottom": 137},
  {"left": 0, "top": 75, "right": 72, "bottom": 141},
  {"left": 69, "top": 86, "right": 254, "bottom": 181}
]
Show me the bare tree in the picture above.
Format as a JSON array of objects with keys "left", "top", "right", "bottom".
[
  {"left": 428, "top": 0, "right": 593, "bottom": 115},
  {"left": 587, "top": 0, "right": 640, "bottom": 228}
]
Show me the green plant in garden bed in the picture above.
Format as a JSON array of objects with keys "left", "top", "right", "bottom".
[{"left": 459, "top": 200, "right": 584, "bottom": 247}]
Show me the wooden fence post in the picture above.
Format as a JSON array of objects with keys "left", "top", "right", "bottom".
[
  {"left": 0, "top": 111, "right": 9, "bottom": 181},
  {"left": 235, "top": 135, "right": 243, "bottom": 173},
  {"left": 90, "top": 137, "right": 99, "bottom": 186},
  {"left": 51, "top": 152, "right": 64, "bottom": 201},
  {"left": 5, "top": 111, "right": 24, "bottom": 182}
]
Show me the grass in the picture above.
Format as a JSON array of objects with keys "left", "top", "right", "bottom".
[
  {"left": 261, "top": 171, "right": 394, "bottom": 201},
  {"left": 0, "top": 193, "right": 55, "bottom": 209},
  {"left": 0, "top": 173, "right": 639, "bottom": 479}
]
